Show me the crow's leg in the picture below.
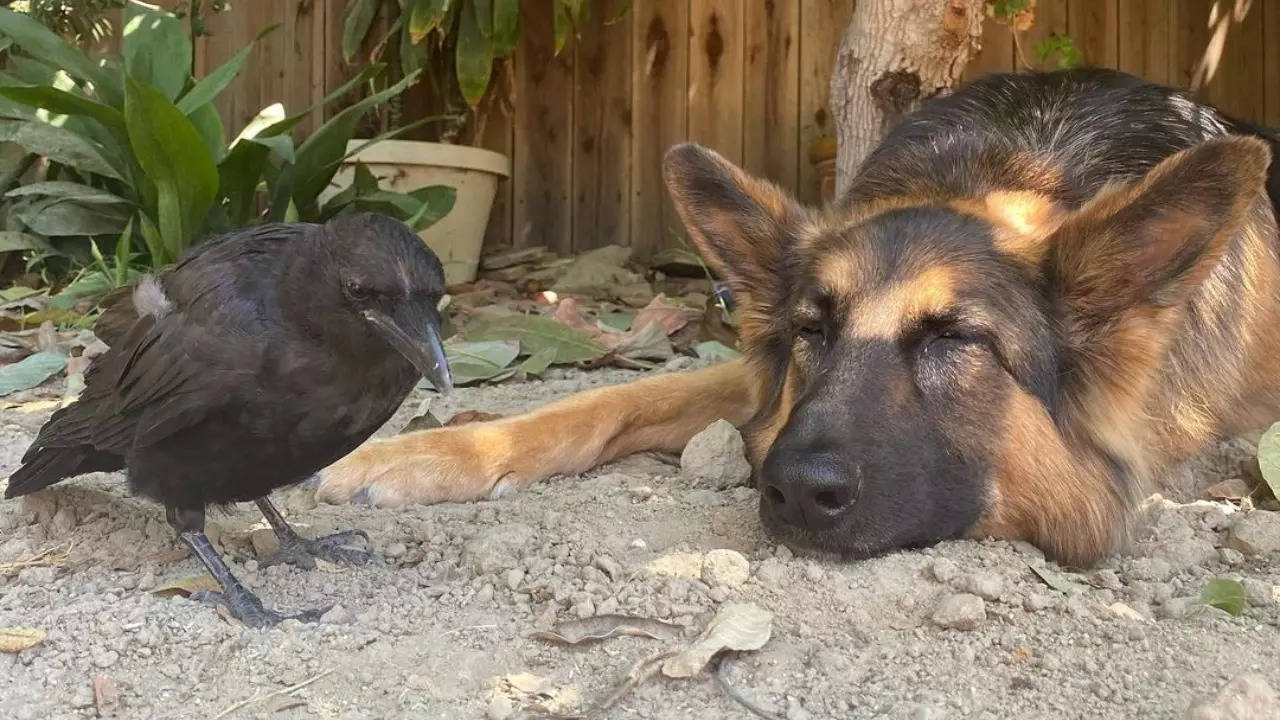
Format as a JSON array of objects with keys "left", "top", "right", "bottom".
[
  {"left": 254, "top": 497, "right": 371, "bottom": 570},
  {"left": 167, "top": 505, "right": 327, "bottom": 628}
]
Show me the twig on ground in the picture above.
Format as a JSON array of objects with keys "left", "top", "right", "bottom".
[
  {"left": 213, "top": 669, "right": 334, "bottom": 719},
  {"left": 0, "top": 542, "right": 72, "bottom": 577}
]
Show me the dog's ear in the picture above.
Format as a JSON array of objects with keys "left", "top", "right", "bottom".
[
  {"left": 663, "top": 143, "right": 807, "bottom": 302},
  {"left": 1050, "top": 135, "right": 1270, "bottom": 334}
]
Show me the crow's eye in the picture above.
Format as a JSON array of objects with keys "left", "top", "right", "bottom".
[{"left": 345, "top": 280, "right": 371, "bottom": 301}]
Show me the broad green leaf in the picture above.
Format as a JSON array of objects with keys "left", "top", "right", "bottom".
[
  {"left": 400, "top": 18, "right": 429, "bottom": 77},
  {"left": 465, "top": 314, "right": 607, "bottom": 364},
  {"left": 248, "top": 134, "right": 294, "bottom": 164},
  {"left": 6, "top": 181, "right": 130, "bottom": 205},
  {"left": 124, "top": 76, "right": 217, "bottom": 264},
  {"left": 455, "top": 1, "right": 494, "bottom": 106},
  {"left": 0, "top": 8, "right": 119, "bottom": 105},
  {"left": 291, "top": 69, "right": 421, "bottom": 214},
  {"left": 353, "top": 161, "right": 379, "bottom": 194},
  {"left": 600, "top": 311, "right": 634, "bottom": 332},
  {"left": 5, "top": 56, "right": 55, "bottom": 87},
  {"left": 695, "top": 340, "right": 742, "bottom": 362},
  {"left": 11, "top": 197, "right": 130, "bottom": 236},
  {"left": 217, "top": 140, "right": 270, "bottom": 226},
  {"left": 188, "top": 102, "right": 226, "bottom": 164},
  {"left": 405, "top": 185, "right": 456, "bottom": 231},
  {"left": 553, "top": 2, "right": 570, "bottom": 55},
  {"left": 0, "top": 85, "right": 125, "bottom": 131},
  {"left": 409, "top": 0, "right": 453, "bottom": 44},
  {"left": 0, "top": 141, "right": 30, "bottom": 190},
  {"left": 266, "top": 162, "right": 295, "bottom": 223},
  {"left": 176, "top": 23, "right": 278, "bottom": 116},
  {"left": 0, "top": 285, "right": 40, "bottom": 302},
  {"left": 136, "top": 213, "right": 165, "bottom": 269},
  {"left": 123, "top": 1, "right": 191, "bottom": 100},
  {"left": 491, "top": 0, "right": 520, "bottom": 56},
  {"left": 341, "top": 0, "right": 378, "bottom": 63},
  {"left": 1200, "top": 578, "right": 1247, "bottom": 616},
  {"left": 520, "top": 348, "right": 556, "bottom": 377},
  {"left": 0, "top": 351, "right": 66, "bottom": 396},
  {"left": 232, "top": 102, "right": 287, "bottom": 145},
  {"left": 115, "top": 216, "right": 135, "bottom": 287},
  {"left": 473, "top": 0, "right": 494, "bottom": 38},
  {"left": 0, "top": 119, "right": 121, "bottom": 180},
  {"left": 1256, "top": 421, "right": 1280, "bottom": 501},
  {"left": 443, "top": 339, "right": 520, "bottom": 386},
  {"left": 0, "top": 231, "right": 54, "bottom": 253}
]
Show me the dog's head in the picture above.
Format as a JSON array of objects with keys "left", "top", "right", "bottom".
[{"left": 663, "top": 137, "right": 1270, "bottom": 566}]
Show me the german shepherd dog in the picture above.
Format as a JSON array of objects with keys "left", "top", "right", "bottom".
[{"left": 316, "top": 68, "right": 1280, "bottom": 567}]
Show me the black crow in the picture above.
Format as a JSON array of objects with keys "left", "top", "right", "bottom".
[{"left": 3, "top": 212, "right": 453, "bottom": 626}]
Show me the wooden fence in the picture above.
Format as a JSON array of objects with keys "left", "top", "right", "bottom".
[{"left": 175, "top": 1, "right": 1280, "bottom": 259}]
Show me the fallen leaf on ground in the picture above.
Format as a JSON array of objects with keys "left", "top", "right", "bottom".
[
  {"left": 662, "top": 603, "right": 774, "bottom": 678},
  {"left": 1255, "top": 422, "right": 1280, "bottom": 502},
  {"left": 1201, "top": 578, "right": 1247, "bottom": 616},
  {"left": 631, "top": 294, "right": 699, "bottom": 336},
  {"left": 92, "top": 674, "right": 118, "bottom": 711},
  {"left": 695, "top": 340, "right": 742, "bottom": 362},
  {"left": 0, "top": 626, "right": 46, "bottom": 653},
  {"left": 612, "top": 322, "right": 674, "bottom": 361},
  {"left": 520, "top": 348, "right": 557, "bottom": 377},
  {"left": 444, "top": 410, "right": 504, "bottom": 426},
  {"left": 599, "top": 311, "right": 635, "bottom": 332},
  {"left": 466, "top": 314, "right": 607, "bottom": 365},
  {"left": 400, "top": 397, "right": 442, "bottom": 434},
  {"left": 531, "top": 615, "right": 683, "bottom": 645},
  {"left": 442, "top": 340, "right": 521, "bottom": 386},
  {"left": 1029, "top": 564, "right": 1089, "bottom": 595},
  {"left": 1204, "top": 478, "right": 1254, "bottom": 501},
  {"left": 0, "top": 351, "right": 66, "bottom": 396},
  {"left": 550, "top": 245, "right": 643, "bottom": 299},
  {"left": 150, "top": 573, "right": 221, "bottom": 598}
]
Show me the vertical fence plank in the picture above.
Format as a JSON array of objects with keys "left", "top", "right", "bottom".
[
  {"left": 513, "top": 0, "right": 575, "bottom": 252},
  {"left": 1205, "top": 0, "right": 1265, "bottom": 120},
  {"left": 1267, "top": 0, "right": 1280, "bottom": 125},
  {"left": 203, "top": 6, "right": 259, "bottom": 132},
  {"left": 798, "top": 0, "right": 853, "bottom": 206},
  {"left": 1068, "top": 0, "right": 1118, "bottom": 68},
  {"left": 630, "top": 0, "right": 690, "bottom": 260},
  {"left": 688, "top": 0, "right": 745, "bottom": 164},
  {"left": 1117, "top": 0, "right": 1171, "bottom": 85},
  {"left": 478, "top": 62, "right": 516, "bottom": 253},
  {"left": 1171, "top": 0, "right": 1213, "bottom": 91},
  {"left": 572, "top": 0, "right": 633, "bottom": 252},
  {"left": 965, "top": 15, "right": 1016, "bottom": 80},
  {"left": 743, "top": 0, "right": 800, "bottom": 189}
]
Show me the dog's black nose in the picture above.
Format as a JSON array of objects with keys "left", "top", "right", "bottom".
[{"left": 761, "top": 450, "right": 858, "bottom": 531}]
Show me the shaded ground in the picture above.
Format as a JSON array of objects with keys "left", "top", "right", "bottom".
[{"left": 1, "top": 365, "right": 1279, "bottom": 720}]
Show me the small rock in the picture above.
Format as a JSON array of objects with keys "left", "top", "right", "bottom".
[
  {"left": 628, "top": 486, "right": 654, "bottom": 501},
  {"left": 785, "top": 696, "right": 812, "bottom": 720},
  {"left": 1242, "top": 578, "right": 1276, "bottom": 607},
  {"left": 597, "top": 597, "right": 620, "bottom": 615},
  {"left": 50, "top": 505, "right": 76, "bottom": 535},
  {"left": 803, "top": 564, "right": 825, "bottom": 583},
  {"left": 1227, "top": 512, "right": 1280, "bottom": 556},
  {"left": 1024, "top": 593, "right": 1055, "bottom": 612},
  {"left": 92, "top": 650, "right": 119, "bottom": 669},
  {"left": 962, "top": 571, "right": 1004, "bottom": 600},
  {"left": 774, "top": 545, "right": 794, "bottom": 560},
  {"left": 1149, "top": 538, "right": 1219, "bottom": 569},
  {"left": 476, "top": 584, "right": 495, "bottom": 604},
  {"left": 1204, "top": 478, "right": 1252, "bottom": 501},
  {"left": 1127, "top": 557, "right": 1174, "bottom": 582},
  {"left": 595, "top": 555, "right": 622, "bottom": 580},
  {"left": 1218, "top": 548, "right": 1245, "bottom": 567},
  {"left": 16, "top": 566, "right": 55, "bottom": 586},
  {"left": 664, "top": 356, "right": 696, "bottom": 371},
  {"left": 244, "top": 559, "right": 259, "bottom": 573},
  {"left": 486, "top": 693, "right": 515, "bottom": 720},
  {"left": 1185, "top": 672, "right": 1279, "bottom": 720},
  {"left": 505, "top": 568, "right": 525, "bottom": 591},
  {"left": 321, "top": 605, "right": 355, "bottom": 624},
  {"left": 572, "top": 597, "right": 595, "bottom": 619},
  {"left": 250, "top": 528, "right": 281, "bottom": 557},
  {"left": 1159, "top": 596, "right": 1205, "bottom": 620},
  {"left": 463, "top": 524, "right": 537, "bottom": 574},
  {"left": 1108, "top": 602, "right": 1148, "bottom": 622},
  {"left": 630, "top": 538, "right": 647, "bottom": 550},
  {"left": 931, "top": 593, "right": 986, "bottom": 631},
  {"left": 930, "top": 558, "right": 959, "bottom": 584},
  {"left": 680, "top": 419, "right": 752, "bottom": 489},
  {"left": 1092, "top": 569, "right": 1123, "bottom": 591},
  {"left": 756, "top": 558, "right": 787, "bottom": 586},
  {"left": 384, "top": 542, "right": 407, "bottom": 559},
  {"left": 702, "top": 549, "right": 750, "bottom": 589}
]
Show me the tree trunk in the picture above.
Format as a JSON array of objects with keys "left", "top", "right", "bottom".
[{"left": 829, "top": 0, "right": 986, "bottom": 198}]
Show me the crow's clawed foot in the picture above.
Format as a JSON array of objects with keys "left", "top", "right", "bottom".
[
  {"left": 189, "top": 588, "right": 329, "bottom": 628},
  {"left": 258, "top": 529, "right": 372, "bottom": 570}
]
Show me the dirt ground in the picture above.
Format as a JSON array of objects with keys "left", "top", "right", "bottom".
[{"left": 2, "top": 363, "right": 1279, "bottom": 720}]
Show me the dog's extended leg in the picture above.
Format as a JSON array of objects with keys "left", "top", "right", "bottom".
[{"left": 314, "top": 360, "right": 757, "bottom": 507}]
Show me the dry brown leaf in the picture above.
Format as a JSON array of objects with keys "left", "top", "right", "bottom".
[
  {"left": 530, "top": 615, "right": 683, "bottom": 645},
  {"left": 444, "top": 410, "right": 505, "bottom": 427},
  {"left": 0, "top": 626, "right": 46, "bottom": 653},
  {"left": 92, "top": 674, "right": 119, "bottom": 711},
  {"left": 631, "top": 294, "right": 699, "bottom": 336},
  {"left": 150, "top": 573, "right": 221, "bottom": 598},
  {"left": 661, "top": 603, "right": 774, "bottom": 679}
]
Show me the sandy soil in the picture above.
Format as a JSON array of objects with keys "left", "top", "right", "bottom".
[{"left": 2, "top": 364, "right": 1279, "bottom": 720}]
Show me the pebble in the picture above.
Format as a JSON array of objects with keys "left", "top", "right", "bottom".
[
  {"left": 930, "top": 558, "right": 959, "bottom": 584},
  {"left": 680, "top": 419, "right": 752, "bottom": 489},
  {"left": 1242, "top": 578, "right": 1276, "bottom": 607},
  {"left": 385, "top": 542, "right": 407, "bottom": 559},
  {"left": 573, "top": 597, "right": 596, "bottom": 619},
  {"left": 597, "top": 597, "right": 620, "bottom": 615},
  {"left": 250, "top": 527, "right": 281, "bottom": 557},
  {"left": 1024, "top": 593, "right": 1055, "bottom": 612},
  {"left": 1185, "top": 672, "right": 1279, "bottom": 720},
  {"left": 1218, "top": 548, "right": 1245, "bottom": 567},
  {"left": 1227, "top": 512, "right": 1280, "bottom": 556},
  {"left": 1159, "top": 596, "right": 1205, "bottom": 620},
  {"left": 962, "top": 571, "right": 1004, "bottom": 600},
  {"left": 486, "top": 693, "right": 515, "bottom": 720},
  {"left": 476, "top": 584, "right": 495, "bottom": 604},
  {"left": 930, "top": 593, "right": 986, "bottom": 631},
  {"left": 702, "top": 549, "right": 750, "bottom": 589},
  {"left": 463, "top": 524, "right": 536, "bottom": 574},
  {"left": 803, "top": 564, "right": 825, "bottom": 583},
  {"left": 630, "top": 538, "right": 647, "bottom": 550},
  {"left": 756, "top": 558, "right": 788, "bottom": 586},
  {"left": 1149, "top": 538, "right": 1219, "bottom": 570},
  {"left": 16, "top": 566, "right": 56, "bottom": 586},
  {"left": 1092, "top": 569, "right": 1123, "bottom": 591},
  {"left": 321, "top": 605, "right": 355, "bottom": 624},
  {"left": 1127, "top": 557, "right": 1174, "bottom": 582},
  {"left": 505, "top": 568, "right": 525, "bottom": 591},
  {"left": 628, "top": 486, "right": 654, "bottom": 501},
  {"left": 92, "top": 650, "right": 119, "bottom": 669},
  {"left": 595, "top": 555, "right": 622, "bottom": 580}
]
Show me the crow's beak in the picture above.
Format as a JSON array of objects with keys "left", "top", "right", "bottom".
[{"left": 363, "top": 308, "right": 453, "bottom": 394}]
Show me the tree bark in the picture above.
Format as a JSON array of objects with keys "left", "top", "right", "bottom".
[{"left": 829, "top": 0, "right": 986, "bottom": 198}]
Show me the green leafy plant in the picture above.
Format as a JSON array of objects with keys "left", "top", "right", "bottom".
[
  {"left": 985, "top": 0, "right": 1081, "bottom": 71},
  {"left": 1034, "top": 33, "right": 1081, "bottom": 70},
  {"left": 341, "top": 0, "right": 628, "bottom": 142},
  {"left": 1200, "top": 578, "right": 1247, "bottom": 616},
  {"left": 0, "top": 1, "right": 456, "bottom": 300}
]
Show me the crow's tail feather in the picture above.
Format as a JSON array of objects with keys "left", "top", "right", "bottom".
[{"left": 4, "top": 446, "right": 124, "bottom": 499}]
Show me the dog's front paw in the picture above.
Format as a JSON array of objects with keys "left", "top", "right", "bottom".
[{"left": 313, "top": 429, "right": 507, "bottom": 507}]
